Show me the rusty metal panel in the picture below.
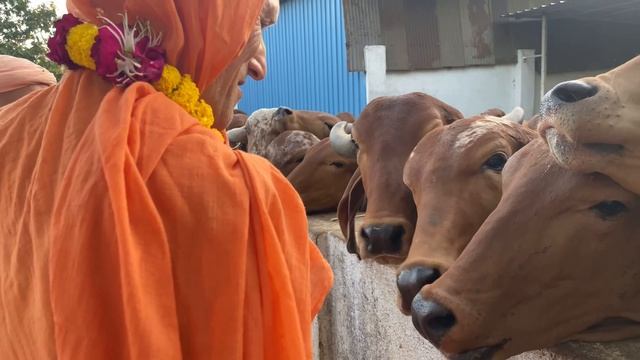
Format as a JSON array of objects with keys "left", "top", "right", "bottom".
[
  {"left": 436, "top": 0, "right": 465, "bottom": 67},
  {"left": 379, "top": 0, "right": 410, "bottom": 70},
  {"left": 459, "top": 0, "right": 496, "bottom": 65},
  {"left": 403, "top": 0, "right": 441, "bottom": 69},
  {"left": 342, "top": 0, "right": 381, "bottom": 71}
]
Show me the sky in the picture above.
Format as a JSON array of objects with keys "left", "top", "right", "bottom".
[{"left": 29, "top": 0, "right": 67, "bottom": 16}]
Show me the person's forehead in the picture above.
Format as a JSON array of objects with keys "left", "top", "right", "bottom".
[{"left": 261, "top": 0, "right": 280, "bottom": 28}]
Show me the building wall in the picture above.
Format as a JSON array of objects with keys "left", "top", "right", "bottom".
[
  {"left": 365, "top": 45, "right": 525, "bottom": 117},
  {"left": 365, "top": 45, "right": 622, "bottom": 118},
  {"left": 238, "top": 0, "right": 367, "bottom": 117}
]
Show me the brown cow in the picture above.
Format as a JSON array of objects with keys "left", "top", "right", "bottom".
[
  {"left": 228, "top": 111, "right": 248, "bottom": 130},
  {"left": 265, "top": 130, "right": 320, "bottom": 176},
  {"left": 539, "top": 55, "right": 640, "bottom": 195},
  {"left": 396, "top": 109, "right": 534, "bottom": 314},
  {"left": 336, "top": 112, "right": 356, "bottom": 123},
  {"left": 330, "top": 92, "right": 463, "bottom": 263},
  {"left": 228, "top": 107, "right": 340, "bottom": 155},
  {"left": 287, "top": 138, "right": 358, "bottom": 213},
  {"left": 411, "top": 139, "right": 640, "bottom": 359}
]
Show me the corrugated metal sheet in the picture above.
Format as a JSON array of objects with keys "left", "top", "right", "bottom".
[
  {"left": 343, "top": 0, "right": 380, "bottom": 72},
  {"left": 238, "top": 0, "right": 366, "bottom": 117},
  {"left": 342, "top": 0, "right": 496, "bottom": 71},
  {"left": 460, "top": 0, "right": 496, "bottom": 64}
]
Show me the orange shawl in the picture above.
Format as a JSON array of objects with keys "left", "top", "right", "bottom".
[
  {"left": 0, "top": 1, "right": 332, "bottom": 359},
  {"left": 0, "top": 55, "right": 57, "bottom": 93}
]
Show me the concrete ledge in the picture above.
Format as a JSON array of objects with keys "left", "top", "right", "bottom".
[{"left": 308, "top": 215, "right": 640, "bottom": 360}]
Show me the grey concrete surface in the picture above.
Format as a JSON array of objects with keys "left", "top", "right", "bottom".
[{"left": 308, "top": 215, "right": 640, "bottom": 360}]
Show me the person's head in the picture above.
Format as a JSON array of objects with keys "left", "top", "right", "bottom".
[
  {"left": 0, "top": 55, "right": 57, "bottom": 107},
  {"left": 68, "top": 0, "right": 279, "bottom": 129},
  {"left": 203, "top": 0, "right": 281, "bottom": 130}
]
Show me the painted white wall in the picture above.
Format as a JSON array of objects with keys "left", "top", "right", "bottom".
[
  {"left": 364, "top": 46, "right": 613, "bottom": 119},
  {"left": 364, "top": 46, "right": 536, "bottom": 118}
]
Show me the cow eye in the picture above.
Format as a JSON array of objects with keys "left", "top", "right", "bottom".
[
  {"left": 483, "top": 153, "right": 508, "bottom": 172},
  {"left": 590, "top": 201, "right": 628, "bottom": 220},
  {"left": 330, "top": 161, "right": 345, "bottom": 168}
]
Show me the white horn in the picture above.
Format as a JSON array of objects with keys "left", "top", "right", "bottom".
[
  {"left": 227, "top": 127, "right": 247, "bottom": 144},
  {"left": 503, "top": 106, "right": 525, "bottom": 124},
  {"left": 330, "top": 121, "right": 358, "bottom": 159}
]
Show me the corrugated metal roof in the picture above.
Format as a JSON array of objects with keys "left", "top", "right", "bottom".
[{"left": 500, "top": 0, "right": 640, "bottom": 24}]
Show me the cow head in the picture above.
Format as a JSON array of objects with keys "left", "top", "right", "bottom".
[
  {"left": 228, "top": 107, "right": 340, "bottom": 156},
  {"left": 273, "top": 107, "right": 340, "bottom": 139},
  {"left": 540, "top": 55, "right": 640, "bottom": 194},
  {"left": 287, "top": 138, "right": 358, "bottom": 213},
  {"left": 265, "top": 130, "right": 320, "bottom": 176},
  {"left": 411, "top": 139, "right": 640, "bottom": 359},
  {"left": 332, "top": 92, "right": 463, "bottom": 263},
  {"left": 396, "top": 108, "right": 534, "bottom": 315}
]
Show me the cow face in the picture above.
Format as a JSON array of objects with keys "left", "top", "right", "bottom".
[
  {"left": 396, "top": 111, "right": 534, "bottom": 315},
  {"left": 229, "top": 107, "right": 340, "bottom": 156},
  {"left": 332, "top": 93, "right": 463, "bottom": 263},
  {"left": 265, "top": 130, "right": 320, "bottom": 176},
  {"left": 540, "top": 55, "right": 640, "bottom": 195},
  {"left": 288, "top": 138, "right": 358, "bottom": 213},
  {"left": 411, "top": 140, "right": 640, "bottom": 359},
  {"left": 274, "top": 107, "right": 340, "bottom": 140}
]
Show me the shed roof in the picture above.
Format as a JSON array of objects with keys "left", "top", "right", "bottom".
[{"left": 499, "top": 0, "right": 640, "bottom": 25}]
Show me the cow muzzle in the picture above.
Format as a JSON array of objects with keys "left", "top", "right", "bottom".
[
  {"left": 358, "top": 221, "right": 411, "bottom": 261},
  {"left": 396, "top": 265, "right": 441, "bottom": 315}
]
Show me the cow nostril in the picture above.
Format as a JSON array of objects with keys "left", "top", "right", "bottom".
[
  {"left": 397, "top": 267, "right": 441, "bottom": 313},
  {"left": 411, "top": 297, "right": 456, "bottom": 346},
  {"left": 389, "top": 226, "right": 405, "bottom": 253},
  {"left": 361, "top": 225, "right": 406, "bottom": 256},
  {"left": 551, "top": 81, "right": 598, "bottom": 103}
]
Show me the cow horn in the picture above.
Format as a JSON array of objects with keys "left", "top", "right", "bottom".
[
  {"left": 502, "top": 106, "right": 525, "bottom": 124},
  {"left": 227, "top": 127, "right": 248, "bottom": 144},
  {"left": 330, "top": 121, "right": 358, "bottom": 159}
]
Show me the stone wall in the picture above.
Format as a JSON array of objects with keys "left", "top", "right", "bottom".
[{"left": 309, "top": 215, "right": 640, "bottom": 360}]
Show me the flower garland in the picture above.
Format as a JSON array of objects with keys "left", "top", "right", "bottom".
[{"left": 47, "top": 13, "right": 221, "bottom": 139}]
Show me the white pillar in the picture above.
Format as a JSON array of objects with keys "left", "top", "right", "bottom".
[
  {"left": 514, "top": 49, "right": 536, "bottom": 118},
  {"left": 541, "top": 15, "right": 548, "bottom": 101},
  {"left": 364, "top": 45, "right": 387, "bottom": 103}
]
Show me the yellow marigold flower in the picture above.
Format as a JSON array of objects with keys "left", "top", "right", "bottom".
[
  {"left": 193, "top": 100, "right": 215, "bottom": 128},
  {"left": 167, "top": 75, "right": 199, "bottom": 113},
  {"left": 153, "top": 65, "right": 181, "bottom": 93},
  {"left": 66, "top": 23, "right": 98, "bottom": 70},
  {"left": 212, "top": 129, "right": 224, "bottom": 142}
]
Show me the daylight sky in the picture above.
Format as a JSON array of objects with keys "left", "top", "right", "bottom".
[{"left": 29, "top": 0, "right": 67, "bottom": 16}]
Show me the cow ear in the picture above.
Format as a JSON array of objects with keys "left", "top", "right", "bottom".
[
  {"left": 440, "top": 104, "right": 464, "bottom": 125},
  {"left": 338, "top": 168, "right": 365, "bottom": 258}
]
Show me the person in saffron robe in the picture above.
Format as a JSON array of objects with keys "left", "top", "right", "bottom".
[
  {"left": 0, "top": 0, "right": 332, "bottom": 359},
  {"left": 0, "top": 55, "right": 57, "bottom": 107}
]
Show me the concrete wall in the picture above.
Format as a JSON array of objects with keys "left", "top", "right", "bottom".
[
  {"left": 309, "top": 215, "right": 640, "bottom": 360},
  {"left": 365, "top": 45, "right": 535, "bottom": 118},
  {"left": 364, "top": 45, "right": 616, "bottom": 119}
]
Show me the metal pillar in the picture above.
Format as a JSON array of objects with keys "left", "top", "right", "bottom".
[{"left": 541, "top": 15, "right": 548, "bottom": 101}]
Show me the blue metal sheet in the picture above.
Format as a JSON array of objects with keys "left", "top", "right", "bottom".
[{"left": 238, "top": 0, "right": 367, "bottom": 117}]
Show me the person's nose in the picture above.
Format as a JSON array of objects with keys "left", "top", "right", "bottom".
[{"left": 248, "top": 41, "right": 267, "bottom": 81}]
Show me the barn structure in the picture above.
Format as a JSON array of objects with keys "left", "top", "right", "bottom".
[{"left": 239, "top": 0, "right": 640, "bottom": 118}]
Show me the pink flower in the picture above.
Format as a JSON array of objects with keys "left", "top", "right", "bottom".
[
  {"left": 91, "top": 25, "right": 121, "bottom": 79},
  {"left": 46, "top": 14, "right": 83, "bottom": 69},
  {"left": 134, "top": 37, "right": 166, "bottom": 83}
]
